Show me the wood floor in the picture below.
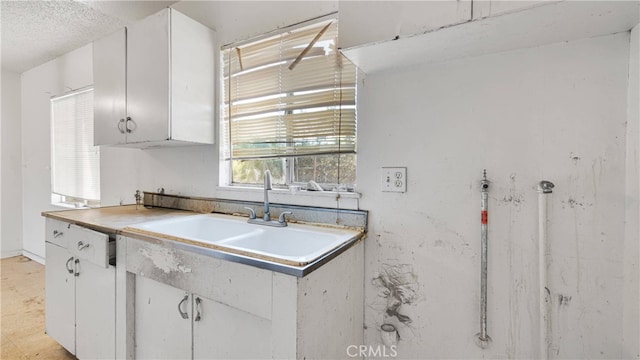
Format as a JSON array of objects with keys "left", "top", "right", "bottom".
[{"left": 1, "top": 256, "right": 76, "bottom": 359}]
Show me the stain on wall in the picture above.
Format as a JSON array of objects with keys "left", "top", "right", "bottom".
[
  {"left": 359, "top": 32, "right": 631, "bottom": 358},
  {"left": 372, "top": 264, "right": 419, "bottom": 328}
]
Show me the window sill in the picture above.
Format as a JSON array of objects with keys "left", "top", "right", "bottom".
[
  {"left": 215, "top": 185, "right": 360, "bottom": 210},
  {"left": 51, "top": 202, "right": 101, "bottom": 210},
  {"left": 51, "top": 202, "right": 87, "bottom": 210}
]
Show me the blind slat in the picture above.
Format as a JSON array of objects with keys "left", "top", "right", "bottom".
[
  {"left": 222, "top": 19, "right": 356, "bottom": 161},
  {"left": 51, "top": 88, "right": 100, "bottom": 201}
]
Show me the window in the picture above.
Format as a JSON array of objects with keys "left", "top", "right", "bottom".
[
  {"left": 221, "top": 17, "right": 357, "bottom": 191},
  {"left": 50, "top": 87, "right": 100, "bottom": 207}
]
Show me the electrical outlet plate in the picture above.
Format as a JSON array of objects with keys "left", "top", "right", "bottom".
[{"left": 381, "top": 167, "right": 407, "bottom": 193}]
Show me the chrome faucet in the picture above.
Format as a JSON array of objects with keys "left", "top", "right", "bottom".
[
  {"left": 263, "top": 170, "right": 272, "bottom": 221},
  {"left": 244, "top": 170, "right": 292, "bottom": 227}
]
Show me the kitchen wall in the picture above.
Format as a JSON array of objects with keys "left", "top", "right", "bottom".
[
  {"left": 20, "top": 43, "right": 141, "bottom": 261},
  {"left": 1, "top": 70, "right": 22, "bottom": 258},
  {"left": 19, "top": 1, "right": 344, "bottom": 257},
  {"left": 357, "top": 32, "right": 637, "bottom": 358},
  {"left": 102, "top": 1, "right": 344, "bottom": 206},
  {"left": 20, "top": 44, "right": 94, "bottom": 261},
  {"left": 1, "top": 75, "right": 3, "bottom": 257},
  {"left": 15, "top": 1, "right": 639, "bottom": 358},
  {"left": 624, "top": 23, "right": 640, "bottom": 359},
  {"left": 128, "top": 1, "right": 341, "bottom": 205},
  {"left": 19, "top": 1, "right": 340, "bottom": 259}
]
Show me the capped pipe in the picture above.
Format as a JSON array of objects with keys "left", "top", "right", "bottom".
[
  {"left": 476, "top": 169, "right": 492, "bottom": 348},
  {"left": 538, "top": 180, "right": 555, "bottom": 194},
  {"left": 538, "top": 180, "right": 554, "bottom": 359}
]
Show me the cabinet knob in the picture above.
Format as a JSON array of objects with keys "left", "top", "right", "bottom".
[
  {"left": 117, "top": 119, "right": 126, "bottom": 134},
  {"left": 178, "top": 294, "right": 189, "bottom": 319},
  {"left": 65, "top": 257, "right": 74, "bottom": 274},
  {"left": 53, "top": 230, "right": 64, "bottom": 238},
  {"left": 77, "top": 241, "right": 90, "bottom": 251},
  {"left": 74, "top": 259, "right": 80, "bottom": 277},
  {"left": 125, "top": 117, "right": 136, "bottom": 133},
  {"left": 194, "top": 297, "right": 202, "bottom": 322}
]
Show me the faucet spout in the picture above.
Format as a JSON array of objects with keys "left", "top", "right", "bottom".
[
  {"left": 246, "top": 170, "right": 291, "bottom": 227},
  {"left": 264, "top": 170, "right": 272, "bottom": 190},
  {"left": 263, "top": 170, "right": 272, "bottom": 221}
]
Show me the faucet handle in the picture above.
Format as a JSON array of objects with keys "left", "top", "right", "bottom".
[
  {"left": 278, "top": 211, "right": 293, "bottom": 224},
  {"left": 244, "top": 207, "right": 256, "bottom": 220}
]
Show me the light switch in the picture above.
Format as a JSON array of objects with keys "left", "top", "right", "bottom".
[{"left": 381, "top": 167, "right": 407, "bottom": 193}]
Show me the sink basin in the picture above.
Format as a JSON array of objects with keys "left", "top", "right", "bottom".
[
  {"left": 126, "top": 213, "right": 362, "bottom": 266},
  {"left": 217, "top": 224, "right": 360, "bottom": 265},
  {"left": 128, "top": 214, "right": 262, "bottom": 245}
]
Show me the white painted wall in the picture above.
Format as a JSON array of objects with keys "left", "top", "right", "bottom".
[
  {"left": 15, "top": 1, "right": 638, "bottom": 358},
  {"left": 358, "top": 33, "right": 633, "bottom": 358},
  {"left": 1, "top": 74, "right": 2, "bottom": 258},
  {"left": 18, "top": 43, "right": 140, "bottom": 260},
  {"left": 21, "top": 44, "right": 94, "bottom": 261},
  {"left": 1, "top": 69, "right": 23, "bottom": 258},
  {"left": 623, "top": 23, "right": 640, "bottom": 359}
]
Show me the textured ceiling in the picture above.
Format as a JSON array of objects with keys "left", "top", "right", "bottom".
[{"left": 1, "top": 0, "right": 178, "bottom": 73}]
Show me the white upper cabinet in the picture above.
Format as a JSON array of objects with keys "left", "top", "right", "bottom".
[
  {"left": 94, "top": 28, "right": 126, "bottom": 146},
  {"left": 340, "top": 1, "right": 639, "bottom": 74},
  {"left": 126, "top": 9, "right": 171, "bottom": 145},
  {"left": 338, "top": 0, "right": 472, "bottom": 50},
  {"left": 471, "top": 0, "right": 550, "bottom": 20},
  {"left": 93, "top": 8, "right": 216, "bottom": 147}
]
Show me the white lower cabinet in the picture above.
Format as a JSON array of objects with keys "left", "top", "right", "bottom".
[
  {"left": 135, "top": 276, "right": 271, "bottom": 359},
  {"left": 44, "top": 218, "right": 115, "bottom": 359},
  {"left": 135, "top": 276, "right": 191, "bottom": 359},
  {"left": 122, "top": 235, "right": 364, "bottom": 359},
  {"left": 44, "top": 242, "right": 76, "bottom": 353},
  {"left": 75, "top": 257, "right": 116, "bottom": 359},
  {"left": 193, "top": 298, "right": 271, "bottom": 359}
]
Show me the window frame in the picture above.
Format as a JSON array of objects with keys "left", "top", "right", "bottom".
[
  {"left": 50, "top": 86, "right": 101, "bottom": 208},
  {"left": 219, "top": 13, "right": 357, "bottom": 192}
]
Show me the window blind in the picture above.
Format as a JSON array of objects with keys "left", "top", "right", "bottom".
[
  {"left": 222, "top": 19, "right": 356, "bottom": 160},
  {"left": 51, "top": 88, "right": 100, "bottom": 201}
]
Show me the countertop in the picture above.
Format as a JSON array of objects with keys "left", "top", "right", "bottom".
[
  {"left": 42, "top": 204, "right": 365, "bottom": 276},
  {"left": 42, "top": 205, "right": 196, "bottom": 234}
]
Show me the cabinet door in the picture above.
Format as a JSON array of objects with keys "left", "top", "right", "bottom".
[
  {"left": 169, "top": 9, "right": 216, "bottom": 145},
  {"left": 193, "top": 295, "right": 271, "bottom": 359},
  {"left": 135, "top": 276, "right": 191, "bottom": 359},
  {"left": 93, "top": 28, "right": 127, "bottom": 146},
  {"left": 45, "top": 242, "right": 76, "bottom": 355},
  {"left": 126, "top": 9, "right": 170, "bottom": 144},
  {"left": 75, "top": 261, "right": 116, "bottom": 360}
]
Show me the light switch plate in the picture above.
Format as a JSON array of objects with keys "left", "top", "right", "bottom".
[{"left": 381, "top": 167, "right": 407, "bottom": 192}]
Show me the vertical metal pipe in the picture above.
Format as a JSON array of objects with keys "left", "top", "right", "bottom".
[
  {"left": 477, "top": 170, "right": 491, "bottom": 348},
  {"left": 538, "top": 180, "right": 554, "bottom": 360}
]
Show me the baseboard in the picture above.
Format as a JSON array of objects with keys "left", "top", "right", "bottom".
[
  {"left": 22, "top": 250, "right": 45, "bottom": 265},
  {"left": 0, "top": 250, "right": 23, "bottom": 259}
]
